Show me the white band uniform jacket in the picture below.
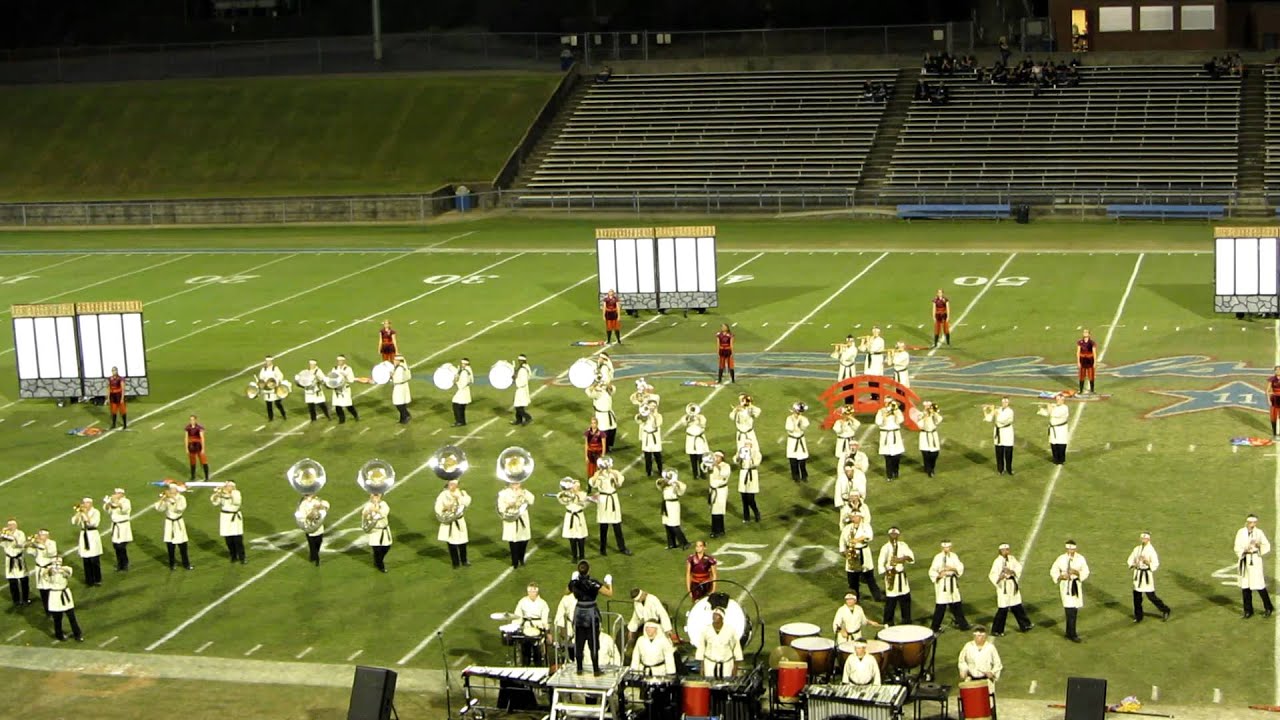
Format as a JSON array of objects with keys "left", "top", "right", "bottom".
[
  {"left": 639, "top": 412, "right": 664, "bottom": 453},
  {"left": 588, "top": 385, "right": 616, "bottom": 431},
  {"left": 590, "top": 469, "right": 625, "bottom": 525},
  {"left": 1039, "top": 404, "right": 1070, "bottom": 445},
  {"left": 435, "top": 489, "right": 471, "bottom": 544},
  {"left": 72, "top": 508, "right": 104, "bottom": 558},
  {"left": 364, "top": 500, "right": 392, "bottom": 547},
  {"left": 498, "top": 488, "right": 535, "bottom": 542},
  {"left": 1235, "top": 527, "right": 1271, "bottom": 590},
  {"left": 1050, "top": 552, "right": 1091, "bottom": 608},
  {"left": 918, "top": 413, "right": 943, "bottom": 452},
  {"left": 841, "top": 521, "right": 875, "bottom": 572},
  {"left": 2, "top": 530, "right": 27, "bottom": 579},
  {"left": 696, "top": 623, "right": 743, "bottom": 677},
  {"left": 834, "top": 453, "right": 869, "bottom": 503},
  {"left": 661, "top": 480, "right": 687, "bottom": 527},
  {"left": 514, "top": 596, "right": 550, "bottom": 636},
  {"left": 785, "top": 414, "right": 810, "bottom": 460},
  {"left": 628, "top": 594, "right": 673, "bottom": 633},
  {"left": 843, "top": 653, "right": 881, "bottom": 686},
  {"left": 1127, "top": 543, "right": 1160, "bottom": 593},
  {"left": 987, "top": 407, "right": 1015, "bottom": 446},
  {"left": 890, "top": 349, "right": 911, "bottom": 387},
  {"left": 833, "top": 603, "right": 871, "bottom": 640},
  {"left": 878, "top": 540, "right": 914, "bottom": 597},
  {"left": 46, "top": 567, "right": 76, "bottom": 612},
  {"left": 211, "top": 491, "right": 244, "bottom": 537},
  {"left": 839, "top": 501, "right": 873, "bottom": 530},
  {"left": 989, "top": 555, "right": 1025, "bottom": 608},
  {"left": 297, "top": 496, "right": 330, "bottom": 537},
  {"left": 958, "top": 640, "right": 1002, "bottom": 682},
  {"left": 257, "top": 365, "right": 285, "bottom": 402},
  {"left": 29, "top": 540, "right": 58, "bottom": 590},
  {"left": 708, "top": 462, "right": 731, "bottom": 515},
  {"left": 737, "top": 446, "right": 763, "bottom": 494},
  {"left": 330, "top": 365, "right": 356, "bottom": 406},
  {"left": 832, "top": 345, "right": 859, "bottom": 381},
  {"left": 302, "top": 371, "right": 326, "bottom": 404},
  {"left": 685, "top": 414, "right": 710, "bottom": 456},
  {"left": 452, "top": 367, "right": 473, "bottom": 405},
  {"left": 156, "top": 495, "right": 189, "bottom": 544},
  {"left": 391, "top": 364, "right": 412, "bottom": 405},
  {"left": 559, "top": 490, "right": 590, "bottom": 540},
  {"left": 106, "top": 499, "right": 133, "bottom": 544},
  {"left": 513, "top": 364, "right": 531, "bottom": 408},
  {"left": 630, "top": 634, "right": 676, "bottom": 676},
  {"left": 876, "top": 408, "right": 905, "bottom": 456},
  {"left": 832, "top": 417, "right": 862, "bottom": 460},
  {"left": 731, "top": 405, "right": 761, "bottom": 451},
  {"left": 861, "top": 336, "right": 886, "bottom": 376},
  {"left": 929, "top": 551, "right": 965, "bottom": 604}
]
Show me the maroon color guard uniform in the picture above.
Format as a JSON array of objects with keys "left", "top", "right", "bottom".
[
  {"left": 687, "top": 552, "right": 718, "bottom": 601},
  {"left": 585, "top": 427, "right": 606, "bottom": 477},
  {"left": 932, "top": 295, "right": 951, "bottom": 344},
  {"left": 603, "top": 296, "right": 620, "bottom": 332},
  {"left": 1269, "top": 373, "right": 1280, "bottom": 433},
  {"left": 107, "top": 374, "right": 127, "bottom": 429},
  {"left": 185, "top": 423, "right": 207, "bottom": 465},
  {"left": 1077, "top": 337, "right": 1097, "bottom": 392},
  {"left": 379, "top": 328, "right": 397, "bottom": 362}
]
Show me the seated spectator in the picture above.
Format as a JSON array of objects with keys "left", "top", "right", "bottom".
[
  {"left": 863, "top": 80, "right": 874, "bottom": 99},
  {"left": 929, "top": 83, "right": 950, "bottom": 105},
  {"left": 914, "top": 79, "right": 931, "bottom": 100},
  {"left": 596, "top": 65, "right": 613, "bottom": 83},
  {"left": 872, "top": 82, "right": 888, "bottom": 102}
]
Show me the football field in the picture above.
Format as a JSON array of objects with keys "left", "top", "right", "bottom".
[{"left": 0, "top": 217, "right": 1274, "bottom": 714}]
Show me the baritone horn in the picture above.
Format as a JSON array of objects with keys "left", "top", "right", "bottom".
[
  {"left": 356, "top": 459, "right": 397, "bottom": 495},
  {"left": 286, "top": 458, "right": 328, "bottom": 494},
  {"left": 246, "top": 381, "right": 260, "bottom": 400},
  {"left": 429, "top": 445, "right": 469, "bottom": 481},
  {"left": 496, "top": 446, "right": 535, "bottom": 484}
]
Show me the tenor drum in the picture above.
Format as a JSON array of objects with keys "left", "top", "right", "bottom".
[
  {"left": 776, "top": 660, "right": 808, "bottom": 702},
  {"left": 778, "top": 621, "right": 820, "bottom": 648},
  {"left": 681, "top": 679, "right": 711, "bottom": 717},
  {"left": 789, "top": 636, "right": 836, "bottom": 679},
  {"left": 877, "top": 624, "right": 935, "bottom": 671},
  {"left": 959, "top": 680, "right": 993, "bottom": 719},
  {"left": 499, "top": 621, "right": 521, "bottom": 646}
]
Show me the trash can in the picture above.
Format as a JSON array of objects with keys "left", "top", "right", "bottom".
[
  {"left": 1015, "top": 204, "right": 1030, "bottom": 224},
  {"left": 454, "top": 185, "right": 472, "bottom": 213}
]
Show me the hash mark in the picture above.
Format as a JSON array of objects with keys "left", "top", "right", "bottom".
[
  {"left": 245, "top": 644, "right": 262, "bottom": 656},
  {"left": 296, "top": 646, "right": 313, "bottom": 659},
  {"left": 195, "top": 641, "right": 213, "bottom": 653},
  {"left": 324, "top": 426, "right": 337, "bottom": 434},
  {"left": 166, "top": 320, "right": 175, "bottom": 325},
  {"left": 395, "top": 428, "right": 406, "bottom": 436},
  {"left": 506, "top": 429, "right": 516, "bottom": 436},
  {"left": 347, "top": 650, "right": 364, "bottom": 662},
  {"left": 1189, "top": 444, "right": 1196, "bottom": 452},
  {"left": 6, "top": 630, "right": 25, "bottom": 642},
  {"left": 436, "top": 321, "right": 446, "bottom": 326},
  {"left": 152, "top": 423, "right": 165, "bottom": 430},
  {"left": 762, "top": 322, "right": 769, "bottom": 327},
  {"left": 193, "top": 320, "right": 202, "bottom": 324},
  {"left": 552, "top": 321, "right": 559, "bottom": 326},
  {"left": 245, "top": 320, "right": 255, "bottom": 325},
  {"left": 409, "top": 320, "right": 419, "bottom": 325},
  {"left": 219, "top": 424, "right": 233, "bottom": 431},
  {"left": 21, "top": 420, "right": 35, "bottom": 427},
  {"left": 53, "top": 420, "right": 67, "bottom": 428},
  {"left": 432, "top": 428, "right": 441, "bottom": 435},
  {"left": 360, "top": 427, "right": 370, "bottom": 435},
  {"left": 701, "top": 322, "right": 708, "bottom": 327},
  {"left": 98, "top": 636, "right": 118, "bottom": 648},
  {"left": 466, "top": 321, "right": 474, "bottom": 326},
  {"left": 254, "top": 425, "right": 266, "bottom": 432},
  {"left": 541, "top": 430, "right": 553, "bottom": 438},
  {"left": 326, "top": 320, "right": 336, "bottom": 324},
  {"left": 1146, "top": 443, "right": 1152, "bottom": 452}
]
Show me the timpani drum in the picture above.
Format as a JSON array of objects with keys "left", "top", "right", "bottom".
[
  {"left": 835, "top": 640, "right": 858, "bottom": 670},
  {"left": 865, "top": 639, "right": 892, "bottom": 672},
  {"left": 778, "top": 621, "right": 820, "bottom": 647},
  {"left": 789, "top": 636, "right": 837, "bottom": 679},
  {"left": 776, "top": 660, "right": 808, "bottom": 702},
  {"left": 959, "top": 680, "right": 993, "bottom": 719},
  {"left": 682, "top": 679, "right": 712, "bottom": 717},
  {"left": 877, "top": 624, "right": 935, "bottom": 672}
]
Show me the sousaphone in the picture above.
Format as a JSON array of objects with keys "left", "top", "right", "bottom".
[
  {"left": 357, "top": 459, "right": 397, "bottom": 495},
  {"left": 495, "top": 446, "right": 534, "bottom": 484},
  {"left": 429, "top": 445, "right": 469, "bottom": 481},
  {"left": 286, "top": 458, "right": 328, "bottom": 494}
]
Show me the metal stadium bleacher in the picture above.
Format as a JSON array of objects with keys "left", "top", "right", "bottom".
[
  {"left": 516, "top": 69, "right": 897, "bottom": 206},
  {"left": 1263, "top": 65, "right": 1280, "bottom": 207}
]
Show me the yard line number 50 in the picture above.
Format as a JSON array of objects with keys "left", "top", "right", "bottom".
[
  {"left": 713, "top": 542, "right": 842, "bottom": 575},
  {"left": 953, "top": 276, "right": 1030, "bottom": 287}
]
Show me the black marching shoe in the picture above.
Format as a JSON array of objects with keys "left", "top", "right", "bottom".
[
  {"left": 1265, "top": 609, "right": 1274, "bottom": 618},
  {"left": 1161, "top": 609, "right": 1171, "bottom": 621},
  {"left": 1243, "top": 611, "right": 1255, "bottom": 619},
  {"left": 1068, "top": 635, "right": 1083, "bottom": 643}
]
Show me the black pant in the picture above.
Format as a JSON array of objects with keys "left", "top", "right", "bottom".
[
  {"left": 664, "top": 526, "right": 688, "bottom": 549},
  {"left": 598, "top": 524, "right": 628, "bottom": 554},
  {"left": 931, "top": 601, "right": 970, "bottom": 632},
  {"left": 741, "top": 493, "right": 760, "bottom": 522},
  {"left": 991, "top": 604, "right": 1032, "bottom": 634},
  {"left": 605, "top": 428, "right": 618, "bottom": 450},
  {"left": 995, "top": 446, "right": 1014, "bottom": 474},
  {"left": 396, "top": 403, "right": 411, "bottom": 424},
  {"left": 265, "top": 400, "right": 286, "bottom": 420},
  {"left": 884, "top": 593, "right": 912, "bottom": 624},
  {"left": 573, "top": 611, "right": 602, "bottom": 672},
  {"left": 643, "top": 451, "right": 664, "bottom": 477},
  {"left": 112, "top": 542, "right": 129, "bottom": 571},
  {"left": 884, "top": 454, "right": 902, "bottom": 480},
  {"left": 166, "top": 542, "right": 191, "bottom": 569},
  {"left": 39, "top": 588, "right": 50, "bottom": 613},
  {"left": 508, "top": 540, "right": 529, "bottom": 568},
  {"left": 710, "top": 514, "right": 725, "bottom": 537},
  {"left": 1064, "top": 607, "right": 1080, "bottom": 639},
  {"left": 452, "top": 402, "right": 467, "bottom": 425},
  {"left": 7, "top": 576, "right": 30, "bottom": 605},
  {"left": 1242, "top": 588, "right": 1275, "bottom": 615},
  {"left": 847, "top": 570, "right": 883, "bottom": 601},
  {"left": 111, "top": 412, "right": 127, "bottom": 429},
  {"left": 1051, "top": 443, "right": 1067, "bottom": 465},
  {"left": 372, "top": 545, "right": 390, "bottom": 571},
  {"left": 52, "top": 609, "right": 82, "bottom": 641},
  {"left": 224, "top": 535, "right": 246, "bottom": 563},
  {"left": 519, "top": 637, "right": 544, "bottom": 667},
  {"left": 922, "top": 450, "right": 939, "bottom": 476},
  {"left": 191, "top": 463, "right": 209, "bottom": 481},
  {"left": 1132, "top": 590, "right": 1169, "bottom": 620},
  {"left": 447, "top": 543, "right": 470, "bottom": 568},
  {"left": 307, "top": 402, "right": 331, "bottom": 421},
  {"left": 514, "top": 406, "right": 532, "bottom": 425},
  {"left": 688, "top": 454, "right": 703, "bottom": 480},
  {"left": 81, "top": 556, "right": 102, "bottom": 586},
  {"left": 336, "top": 405, "right": 359, "bottom": 423},
  {"left": 788, "top": 458, "right": 809, "bottom": 482},
  {"left": 306, "top": 534, "right": 323, "bottom": 565},
  {"left": 567, "top": 538, "right": 586, "bottom": 561}
]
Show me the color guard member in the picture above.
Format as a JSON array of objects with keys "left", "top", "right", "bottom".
[
  {"left": 1050, "top": 540, "right": 1090, "bottom": 642},
  {"left": 631, "top": 620, "right": 675, "bottom": 677},
  {"left": 512, "top": 354, "right": 533, "bottom": 425},
  {"left": 831, "top": 334, "right": 858, "bottom": 404},
  {"left": 841, "top": 640, "right": 881, "bottom": 686},
  {"left": 378, "top": 319, "right": 398, "bottom": 362},
  {"left": 878, "top": 527, "right": 915, "bottom": 624},
  {"left": 296, "top": 493, "right": 330, "bottom": 566},
  {"left": 514, "top": 583, "right": 551, "bottom": 666},
  {"left": 104, "top": 489, "right": 132, "bottom": 572},
  {"left": 452, "top": 358, "right": 472, "bottom": 426},
  {"left": 736, "top": 440, "right": 762, "bottom": 523},
  {"left": 590, "top": 461, "right": 631, "bottom": 556},
  {"left": 331, "top": 355, "right": 359, "bottom": 423},
  {"left": 932, "top": 289, "right": 951, "bottom": 348},
  {"left": 211, "top": 481, "right": 246, "bottom": 565},
  {"left": 684, "top": 403, "right": 710, "bottom": 480},
  {"left": 156, "top": 484, "right": 192, "bottom": 571},
  {"left": 785, "top": 402, "right": 810, "bottom": 482},
  {"left": 184, "top": 415, "right": 210, "bottom": 482},
  {"left": 28, "top": 529, "right": 57, "bottom": 612},
  {"left": 302, "top": 359, "right": 331, "bottom": 422},
  {"left": 571, "top": 562, "right": 615, "bottom": 674},
  {"left": 436, "top": 478, "right": 471, "bottom": 568},
  {"left": 1236, "top": 514, "right": 1274, "bottom": 618},
  {"left": 832, "top": 406, "right": 862, "bottom": 463},
  {"left": 875, "top": 400, "right": 905, "bottom": 481},
  {"left": 958, "top": 627, "right": 1001, "bottom": 685},
  {"left": 658, "top": 470, "right": 689, "bottom": 550},
  {"left": 841, "top": 513, "right": 880, "bottom": 601},
  {"left": 984, "top": 397, "right": 1015, "bottom": 475},
  {"left": 257, "top": 355, "right": 287, "bottom": 421},
  {"left": 716, "top": 324, "right": 736, "bottom": 384},
  {"left": 107, "top": 367, "right": 127, "bottom": 430},
  {"left": 730, "top": 393, "right": 761, "bottom": 452},
  {"left": 602, "top": 289, "right": 623, "bottom": 345},
  {"left": 1128, "top": 531, "right": 1171, "bottom": 622},
  {"left": 363, "top": 493, "right": 392, "bottom": 573},
  {"left": 390, "top": 355, "right": 412, "bottom": 424},
  {"left": 499, "top": 480, "right": 536, "bottom": 568},
  {"left": 1039, "top": 394, "right": 1070, "bottom": 465},
  {"left": 989, "top": 544, "right": 1033, "bottom": 635},
  {"left": 1270, "top": 366, "right": 1280, "bottom": 437},
  {"left": 832, "top": 592, "right": 882, "bottom": 642},
  {"left": 587, "top": 380, "right": 617, "bottom": 449},
  {"left": 928, "top": 541, "right": 971, "bottom": 633},
  {"left": 558, "top": 478, "right": 590, "bottom": 562},
  {"left": 708, "top": 451, "right": 731, "bottom": 538},
  {"left": 918, "top": 401, "right": 943, "bottom": 477},
  {"left": 1, "top": 519, "right": 31, "bottom": 606},
  {"left": 696, "top": 609, "right": 743, "bottom": 679},
  {"left": 1077, "top": 328, "right": 1098, "bottom": 395},
  {"left": 686, "top": 541, "right": 718, "bottom": 601},
  {"left": 638, "top": 400, "right": 664, "bottom": 478},
  {"left": 44, "top": 558, "right": 83, "bottom": 642},
  {"left": 584, "top": 417, "right": 608, "bottom": 478},
  {"left": 889, "top": 341, "right": 911, "bottom": 388},
  {"left": 71, "top": 498, "right": 103, "bottom": 586}
]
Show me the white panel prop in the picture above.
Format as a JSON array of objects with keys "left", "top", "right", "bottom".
[
  {"left": 10, "top": 301, "right": 150, "bottom": 399},
  {"left": 123, "top": 313, "right": 147, "bottom": 377},
  {"left": 1214, "top": 228, "right": 1280, "bottom": 315},
  {"left": 1261, "top": 239, "right": 1279, "bottom": 295},
  {"left": 614, "top": 238, "right": 639, "bottom": 294},
  {"left": 596, "top": 239, "right": 618, "bottom": 295},
  {"left": 656, "top": 237, "right": 676, "bottom": 292},
  {"left": 1214, "top": 237, "right": 1234, "bottom": 294},
  {"left": 13, "top": 318, "right": 39, "bottom": 380},
  {"left": 674, "top": 238, "right": 699, "bottom": 291},
  {"left": 635, "top": 238, "right": 656, "bottom": 293},
  {"left": 596, "top": 227, "right": 718, "bottom": 311},
  {"left": 78, "top": 316, "right": 103, "bottom": 378},
  {"left": 696, "top": 236, "right": 717, "bottom": 291}
]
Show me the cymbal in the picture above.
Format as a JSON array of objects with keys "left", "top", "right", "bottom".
[
  {"left": 768, "top": 645, "right": 801, "bottom": 669},
  {"left": 489, "top": 612, "right": 518, "bottom": 622}
]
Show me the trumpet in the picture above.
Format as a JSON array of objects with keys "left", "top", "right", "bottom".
[{"left": 700, "top": 453, "right": 717, "bottom": 471}]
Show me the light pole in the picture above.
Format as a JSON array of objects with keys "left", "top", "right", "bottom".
[{"left": 372, "top": 0, "right": 383, "bottom": 62}]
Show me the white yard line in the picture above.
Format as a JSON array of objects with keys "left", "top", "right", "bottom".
[
  {"left": 5, "top": 630, "right": 25, "bottom": 642},
  {"left": 0, "top": 254, "right": 193, "bottom": 317},
  {"left": 244, "top": 644, "right": 262, "bottom": 657},
  {"left": 140, "top": 254, "right": 298, "bottom": 307},
  {"left": 1019, "top": 254, "right": 1144, "bottom": 569},
  {"left": 98, "top": 636, "right": 118, "bottom": 649}
]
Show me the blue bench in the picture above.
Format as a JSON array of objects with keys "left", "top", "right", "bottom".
[
  {"left": 897, "top": 203, "right": 1012, "bottom": 220},
  {"left": 1106, "top": 204, "right": 1225, "bottom": 220}
]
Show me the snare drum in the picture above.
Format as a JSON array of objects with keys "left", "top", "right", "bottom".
[
  {"left": 778, "top": 621, "right": 820, "bottom": 647},
  {"left": 776, "top": 660, "right": 808, "bottom": 702},
  {"left": 877, "top": 624, "right": 935, "bottom": 671},
  {"left": 789, "top": 636, "right": 836, "bottom": 679}
]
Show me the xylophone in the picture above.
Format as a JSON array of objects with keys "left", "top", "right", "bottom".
[
  {"left": 462, "top": 665, "right": 551, "bottom": 713},
  {"left": 462, "top": 665, "right": 550, "bottom": 686},
  {"left": 803, "top": 683, "right": 908, "bottom": 720}
]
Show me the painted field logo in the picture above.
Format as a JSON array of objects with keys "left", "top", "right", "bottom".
[{"left": 1146, "top": 380, "right": 1268, "bottom": 419}]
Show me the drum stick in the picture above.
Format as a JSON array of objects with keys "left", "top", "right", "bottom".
[
  {"left": 1046, "top": 705, "right": 1173, "bottom": 718},
  {"left": 1250, "top": 706, "right": 1280, "bottom": 713}
]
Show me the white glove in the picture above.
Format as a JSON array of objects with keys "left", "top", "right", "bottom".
[
  {"left": 571, "top": 571, "right": 580, "bottom": 581},
  {"left": 604, "top": 574, "right": 613, "bottom": 586}
]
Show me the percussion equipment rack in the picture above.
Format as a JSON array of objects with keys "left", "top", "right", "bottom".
[{"left": 547, "top": 666, "right": 627, "bottom": 720}]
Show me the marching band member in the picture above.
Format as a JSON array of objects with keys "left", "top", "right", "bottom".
[
  {"left": 1270, "top": 365, "right": 1280, "bottom": 437},
  {"left": 378, "top": 319, "right": 399, "bottom": 362},
  {"left": 302, "top": 359, "right": 331, "bottom": 422},
  {"left": 860, "top": 325, "right": 887, "bottom": 376},
  {"left": 1039, "top": 394, "right": 1070, "bottom": 465},
  {"left": 631, "top": 620, "right": 675, "bottom": 677},
  {"left": 932, "top": 288, "right": 951, "bottom": 348},
  {"left": 331, "top": 355, "right": 359, "bottom": 423},
  {"left": 44, "top": 558, "right": 83, "bottom": 642},
  {"left": 296, "top": 493, "right": 330, "bottom": 566},
  {"left": 435, "top": 478, "right": 471, "bottom": 569},
  {"left": 499, "top": 480, "right": 535, "bottom": 568},
  {"left": 362, "top": 493, "right": 393, "bottom": 573},
  {"left": 628, "top": 588, "right": 673, "bottom": 641},
  {"left": 736, "top": 440, "right": 762, "bottom": 523},
  {"left": 602, "top": 289, "right": 623, "bottom": 345},
  {"left": 587, "top": 381, "right": 617, "bottom": 451},
  {"left": 597, "top": 352, "right": 615, "bottom": 387},
  {"left": 390, "top": 355, "right": 412, "bottom": 424},
  {"left": 918, "top": 401, "right": 943, "bottom": 477},
  {"left": 571, "top": 561, "right": 615, "bottom": 674},
  {"left": 928, "top": 541, "right": 971, "bottom": 633},
  {"left": 839, "top": 492, "right": 873, "bottom": 531},
  {"left": 103, "top": 489, "right": 132, "bottom": 572},
  {"left": 514, "top": 583, "right": 551, "bottom": 666},
  {"left": 878, "top": 527, "right": 915, "bottom": 624},
  {"left": 590, "top": 460, "right": 631, "bottom": 556},
  {"left": 638, "top": 400, "right": 664, "bottom": 478},
  {"left": 554, "top": 584, "right": 577, "bottom": 646},
  {"left": 451, "top": 358, "right": 473, "bottom": 426},
  {"left": 1077, "top": 328, "right": 1098, "bottom": 395},
  {"left": 107, "top": 366, "right": 128, "bottom": 430},
  {"left": 210, "top": 481, "right": 246, "bottom": 565},
  {"left": 558, "top": 478, "right": 590, "bottom": 562},
  {"left": 841, "top": 512, "right": 880, "bottom": 601},
  {"left": 598, "top": 631, "right": 623, "bottom": 666},
  {"left": 686, "top": 540, "right": 718, "bottom": 601},
  {"left": 1050, "top": 540, "right": 1091, "bottom": 642},
  {"left": 512, "top": 354, "right": 533, "bottom": 426},
  {"left": 989, "top": 544, "right": 1033, "bottom": 635},
  {"left": 584, "top": 417, "right": 608, "bottom": 478},
  {"left": 708, "top": 451, "right": 731, "bottom": 538},
  {"left": 834, "top": 447, "right": 869, "bottom": 506},
  {"left": 71, "top": 498, "right": 104, "bottom": 586},
  {"left": 958, "top": 627, "right": 1002, "bottom": 685},
  {"left": 658, "top": 470, "right": 689, "bottom": 550},
  {"left": 832, "top": 592, "right": 882, "bottom": 642},
  {"left": 785, "top": 402, "right": 810, "bottom": 482},
  {"left": 184, "top": 415, "right": 210, "bottom": 482},
  {"left": 155, "top": 484, "right": 192, "bottom": 571},
  {"left": 984, "top": 397, "right": 1016, "bottom": 475},
  {"left": 257, "top": 355, "right": 287, "bottom": 421},
  {"left": 1235, "top": 514, "right": 1273, "bottom": 618},
  {"left": 696, "top": 608, "right": 743, "bottom": 679},
  {"left": 1, "top": 519, "right": 31, "bottom": 606},
  {"left": 889, "top": 341, "right": 911, "bottom": 388},
  {"left": 875, "top": 400, "right": 905, "bottom": 481},
  {"left": 629, "top": 378, "right": 662, "bottom": 410},
  {"left": 1128, "top": 531, "right": 1171, "bottom": 623},
  {"left": 841, "top": 640, "right": 881, "bottom": 686},
  {"left": 832, "top": 406, "right": 862, "bottom": 463},
  {"left": 684, "top": 404, "right": 710, "bottom": 480},
  {"left": 831, "top": 334, "right": 858, "bottom": 405},
  {"left": 716, "top": 323, "right": 736, "bottom": 384},
  {"left": 27, "top": 529, "right": 57, "bottom": 612},
  {"left": 730, "top": 394, "right": 761, "bottom": 452}
]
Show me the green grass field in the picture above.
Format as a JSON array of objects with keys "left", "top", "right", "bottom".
[
  {"left": 0, "top": 72, "right": 562, "bottom": 202},
  {"left": 0, "top": 217, "right": 1274, "bottom": 715}
]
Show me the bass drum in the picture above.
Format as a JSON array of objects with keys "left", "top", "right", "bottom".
[
  {"left": 371, "top": 361, "right": 394, "bottom": 385},
  {"left": 568, "top": 358, "right": 598, "bottom": 390},
  {"left": 489, "top": 360, "right": 515, "bottom": 390}
]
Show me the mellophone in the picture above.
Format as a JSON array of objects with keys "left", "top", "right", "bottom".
[{"left": 804, "top": 683, "right": 908, "bottom": 720}]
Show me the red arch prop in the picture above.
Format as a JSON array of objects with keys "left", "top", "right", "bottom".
[{"left": 818, "top": 375, "right": 923, "bottom": 431}]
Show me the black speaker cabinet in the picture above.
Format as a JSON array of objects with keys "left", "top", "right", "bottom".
[
  {"left": 1065, "top": 676, "right": 1107, "bottom": 720},
  {"left": 348, "top": 665, "right": 398, "bottom": 720}
]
